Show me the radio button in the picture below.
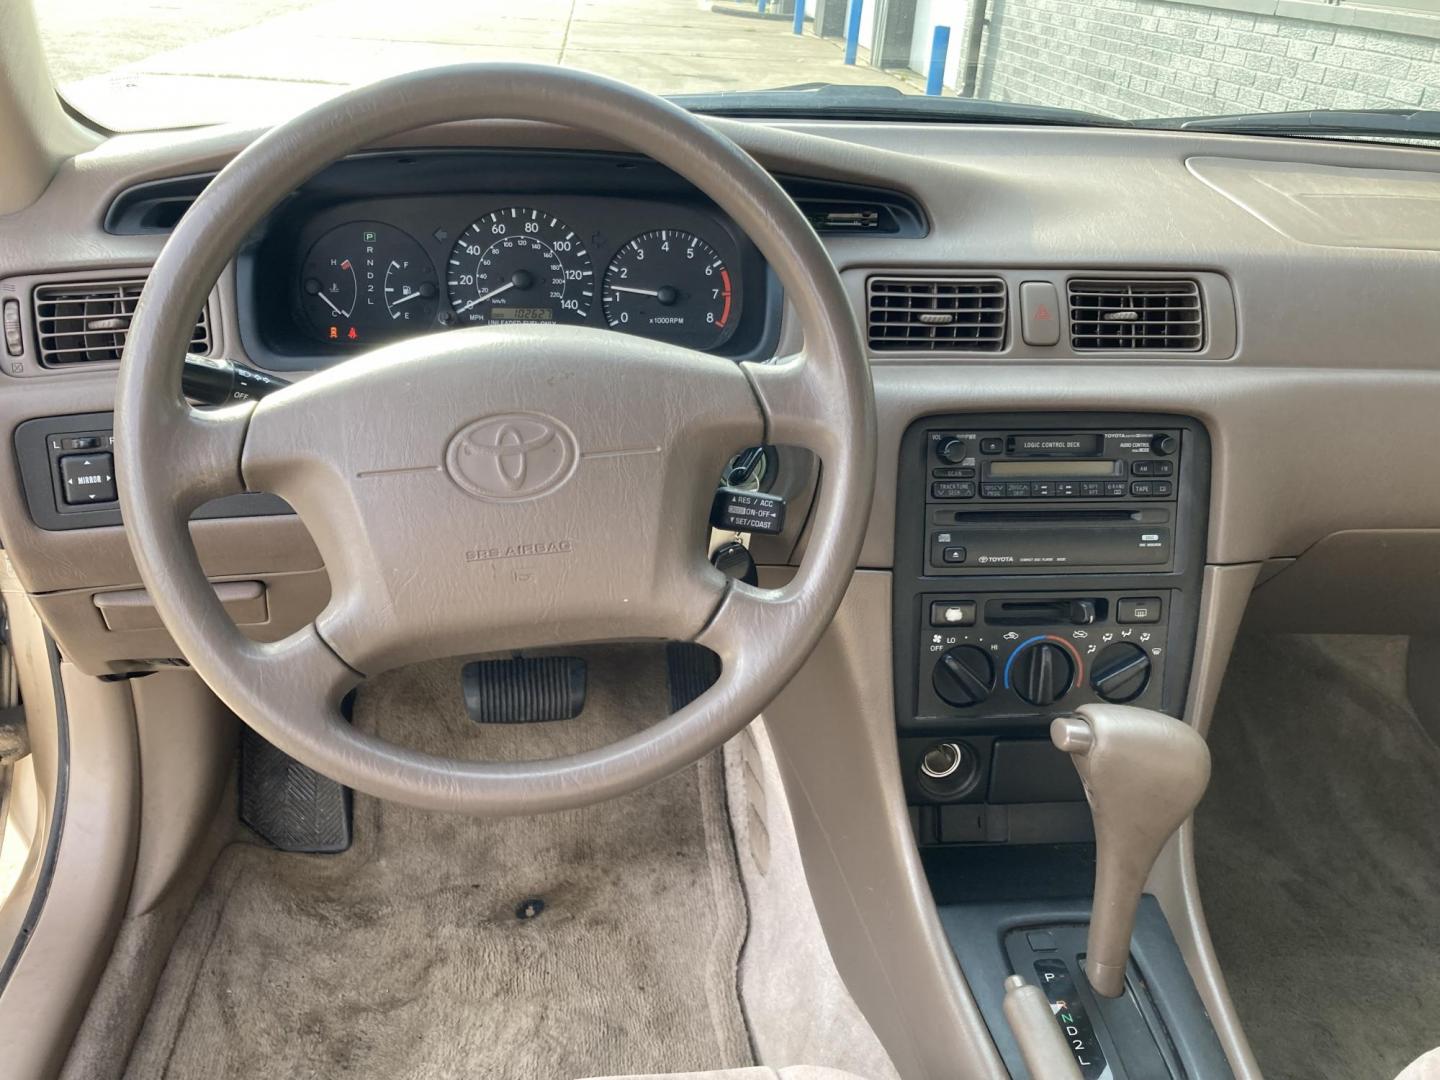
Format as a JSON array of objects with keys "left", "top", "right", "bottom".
[
  {"left": 1133, "top": 459, "right": 1175, "bottom": 477},
  {"left": 1004, "top": 483, "right": 1031, "bottom": 498},
  {"left": 980, "top": 438, "right": 1004, "bottom": 454},
  {"left": 1117, "top": 597, "right": 1162, "bottom": 624},
  {"left": 1080, "top": 482, "right": 1103, "bottom": 497},
  {"left": 980, "top": 483, "right": 1006, "bottom": 498},
  {"left": 1104, "top": 482, "right": 1128, "bottom": 497},
  {"left": 931, "top": 481, "right": 976, "bottom": 500},
  {"left": 1055, "top": 482, "right": 1078, "bottom": 498},
  {"left": 930, "top": 600, "right": 977, "bottom": 627},
  {"left": 1131, "top": 480, "right": 1174, "bottom": 497},
  {"left": 1032, "top": 482, "right": 1054, "bottom": 497},
  {"left": 932, "top": 467, "right": 976, "bottom": 479}
]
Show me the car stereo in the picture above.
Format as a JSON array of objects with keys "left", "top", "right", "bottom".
[{"left": 924, "top": 426, "right": 1183, "bottom": 574}]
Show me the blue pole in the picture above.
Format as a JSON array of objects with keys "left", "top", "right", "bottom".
[
  {"left": 926, "top": 24, "right": 950, "bottom": 96},
  {"left": 758, "top": 0, "right": 767, "bottom": 13},
  {"left": 844, "top": 0, "right": 863, "bottom": 64},
  {"left": 792, "top": 0, "right": 805, "bottom": 34}
]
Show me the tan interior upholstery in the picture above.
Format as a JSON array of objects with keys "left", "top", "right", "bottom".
[
  {"left": 578, "top": 1069, "right": 873, "bottom": 1080},
  {"left": 1398, "top": 1050, "right": 1440, "bottom": 1080}
]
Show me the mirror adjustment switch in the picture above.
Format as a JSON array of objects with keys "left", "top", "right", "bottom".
[{"left": 59, "top": 452, "right": 116, "bottom": 505}]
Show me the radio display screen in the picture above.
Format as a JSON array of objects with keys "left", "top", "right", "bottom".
[{"left": 990, "top": 460, "right": 1118, "bottom": 478}]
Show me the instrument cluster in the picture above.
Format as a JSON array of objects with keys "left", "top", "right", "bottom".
[{"left": 256, "top": 186, "right": 765, "bottom": 365}]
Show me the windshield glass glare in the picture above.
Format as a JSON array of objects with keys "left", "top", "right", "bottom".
[{"left": 34, "top": 0, "right": 1440, "bottom": 136}]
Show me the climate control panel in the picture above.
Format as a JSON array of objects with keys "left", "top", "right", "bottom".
[{"left": 914, "top": 590, "right": 1171, "bottom": 732}]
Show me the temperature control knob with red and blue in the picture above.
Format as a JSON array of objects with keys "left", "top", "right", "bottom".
[{"left": 1004, "top": 636, "right": 1084, "bottom": 707}]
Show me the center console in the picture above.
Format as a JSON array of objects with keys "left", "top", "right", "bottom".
[
  {"left": 893, "top": 413, "right": 1230, "bottom": 1079},
  {"left": 894, "top": 413, "right": 1208, "bottom": 845}
]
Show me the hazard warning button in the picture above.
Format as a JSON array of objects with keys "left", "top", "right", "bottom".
[{"left": 1020, "top": 281, "right": 1061, "bottom": 347}]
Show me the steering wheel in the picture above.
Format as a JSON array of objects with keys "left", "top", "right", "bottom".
[{"left": 115, "top": 65, "right": 875, "bottom": 815}]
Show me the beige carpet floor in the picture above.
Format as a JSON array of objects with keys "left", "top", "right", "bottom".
[
  {"left": 123, "top": 648, "right": 753, "bottom": 1080},
  {"left": 1196, "top": 634, "right": 1440, "bottom": 1080}
]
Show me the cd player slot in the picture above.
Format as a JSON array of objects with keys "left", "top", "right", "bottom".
[{"left": 934, "top": 508, "right": 1170, "bottom": 525}]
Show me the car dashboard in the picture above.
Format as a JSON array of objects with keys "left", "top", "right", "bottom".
[{"left": 6, "top": 109, "right": 1440, "bottom": 1080}]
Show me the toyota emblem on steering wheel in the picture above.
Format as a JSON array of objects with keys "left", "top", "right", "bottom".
[{"left": 445, "top": 412, "right": 579, "bottom": 502}]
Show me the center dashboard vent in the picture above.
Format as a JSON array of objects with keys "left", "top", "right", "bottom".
[
  {"left": 867, "top": 276, "right": 1007, "bottom": 352},
  {"left": 1067, "top": 279, "right": 1203, "bottom": 352},
  {"left": 33, "top": 279, "right": 211, "bottom": 366}
]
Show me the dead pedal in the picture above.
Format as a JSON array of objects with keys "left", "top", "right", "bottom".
[
  {"left": 239, "top": 726, "right": 352, "bottom": 853},
  {"left": 462, "top": 656, "right": 587, "bottom": 723}
]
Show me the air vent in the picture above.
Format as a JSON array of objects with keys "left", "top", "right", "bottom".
[
  {"left": 802, "top": 201, "right": 883, "bottom": 232},
  {"left": 1067, "top": 279, "right": 1203, "bottom": 352},
  {"left": 781, "top": 177, "right": 927, "bottom": 237},
  {"left": 867, "top": 276, "right": 1007, "bottom": 352},
  {"left": 33, "top": 280, "right": 211, "bottom": 366}
]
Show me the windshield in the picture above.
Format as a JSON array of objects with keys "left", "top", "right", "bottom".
[{"left": 34, "top": 0, "right": 1440, "bottom": 137}]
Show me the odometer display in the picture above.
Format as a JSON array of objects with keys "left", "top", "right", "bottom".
[
  {"left": 602, "top": 230, "right": 735, "bottom": 350},
  {"left": 446, "top": 208, "right": 593, "bottom": 325}
]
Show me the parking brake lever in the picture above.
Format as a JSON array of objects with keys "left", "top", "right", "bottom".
[{"left": 182, "top": 353, "right": 290, "bottom": 405}]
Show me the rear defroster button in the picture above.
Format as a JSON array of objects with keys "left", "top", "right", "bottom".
[{"left": 1117, "top": 597, "right": 1162, "bottom": 624}]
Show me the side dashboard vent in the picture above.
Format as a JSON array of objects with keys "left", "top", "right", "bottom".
[
  {"left": 1067, "top": 279, "right": 1202, "bottom": 351},
  {"left": 801, "top": 200, "right": 884, "bottom": 232},
  {"left": 867, "top": 276, "right": 1006, "bottom": 352},
  {"left": 33, "top": 280, "right": 211, "bottom": 366}
]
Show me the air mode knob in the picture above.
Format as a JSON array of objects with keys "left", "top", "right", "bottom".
[
  {"left": 1090, "top": 642, "right": 1152, "bottom": 703},
  {"left": 1010, "top": 641, "right": 1077, "bottom": 707},
  {"left": 933, "top": 645, "right": 995, "bottom": 708}
]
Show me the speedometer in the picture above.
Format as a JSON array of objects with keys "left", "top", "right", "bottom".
[
  {"left": 446, "top": 208, "right": 593, "bottom": 325},
  {"left": 602, "top": 230, "right": 735, "bottom": 350}
]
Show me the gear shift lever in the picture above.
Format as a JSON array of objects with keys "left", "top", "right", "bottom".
[{"left": 1051, "top": 703, "right": 1210, "bottom": 998}]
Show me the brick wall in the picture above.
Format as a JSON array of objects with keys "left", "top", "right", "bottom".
[{"left": 974, "top": 0, "right": 1440, "bottom": 118}]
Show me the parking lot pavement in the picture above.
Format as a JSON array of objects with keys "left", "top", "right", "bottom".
[{"left": 39, "top": 0, "right": 918, "bottom": 130}]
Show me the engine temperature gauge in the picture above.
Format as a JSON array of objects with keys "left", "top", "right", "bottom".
[{"left": 299, "top": 221, "right": 438, "bottom": 343}]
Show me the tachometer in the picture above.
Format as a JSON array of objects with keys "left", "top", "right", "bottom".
[
  {"left": 446, "top": 208, "right": 593, "bottom": 325},
  {"left": 602, "top": 230, "right": 735, "bottom": 350}
]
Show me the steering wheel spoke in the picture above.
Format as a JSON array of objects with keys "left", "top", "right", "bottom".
[
  {"left": 145, "top": 398, "right": 255, "bottom": 513},
  {"left": 742, "top": 349, "right": 858, "bottom": 462}
]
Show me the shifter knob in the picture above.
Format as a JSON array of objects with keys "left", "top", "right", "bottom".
[{"left": 1051, "top": 704, "right": 1210, "bottom": 998}]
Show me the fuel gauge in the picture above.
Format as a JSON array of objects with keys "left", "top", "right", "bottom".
[{"left": 299, "top": 221, "right": 438, "bottom": 343}]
